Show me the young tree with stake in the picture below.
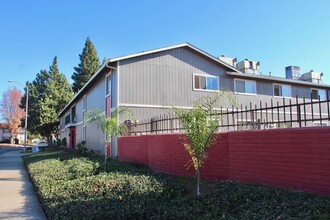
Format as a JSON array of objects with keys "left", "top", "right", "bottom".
[{"left": 174, "top": 90, "right": 236, "bottom": 197}]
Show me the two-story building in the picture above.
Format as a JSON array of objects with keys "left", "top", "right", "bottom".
[
  {"left": 0, "top": 123, "right": 11, "bottom": 143},
  {"left": 59, "top": 43, "right": 330, "bottom": 156}
]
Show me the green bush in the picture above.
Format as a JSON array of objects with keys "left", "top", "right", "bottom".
[
  {"left": 56, "top": 139, "right": 61, "bottom": 147},
  {"left": 61, "top": 137, "right": 67, "bottom": 147},
  {"left": 23, "top": 150, "right": 330, "bottom": 219},
  {"left": 76, "top": 142, "right": 88, "bottom": 156}
]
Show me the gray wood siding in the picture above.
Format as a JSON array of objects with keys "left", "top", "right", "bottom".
[
  {"left": 86, "top": 76, "right": 105, "bottom": 111},
  {"left": 119, "top": 47, "right": 230, "bottom": 107},
  {"left": 118, "top": 47, "right": 327, "bottom": 112},
  {"left": 74, "top": 99, "right": 83, "bottom": 123},
  {"left": 84, "top": 74, "right": 106, "bottom": 153}
]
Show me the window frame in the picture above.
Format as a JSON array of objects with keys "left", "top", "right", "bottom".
[
  {"left": 273, "top": 83, "right": 292, "bottom": 98},
  {"left": 105, "top": 73, "right": 112, "bottom": 118},
  {"left": 82, "top": 95, "right": 87, "bottom": 112},
  {"left": 106, "top": 74, "right": 112, "bottom": 97},
  {"left": 192, "top": 73, "right": 219, "bottom": 92},
  {"left": 234, "top": 78, "right": 257, "bottom": 95},
  {"left": 311, "top": 88, "right": 327, "bottom": 101}
]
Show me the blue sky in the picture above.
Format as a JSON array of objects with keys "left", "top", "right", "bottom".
[{"left": 1, "top": 0, "right": 330, "bottom": 102}]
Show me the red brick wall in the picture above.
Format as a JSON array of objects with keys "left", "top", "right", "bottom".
[
  {"left": 118, "top": 135, "right": 149, "bottom": 165},
  {"left": 118, "top": 133, "right": 229, "bottom": 179},
  {"left": 227, "top": 127, "right": 330, "bottom": 196},
  {"left": 118, "top": 127, "right": 330, "bottom": 196}
]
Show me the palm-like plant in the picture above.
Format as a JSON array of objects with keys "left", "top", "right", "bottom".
[
  {"left": 174, "top": 90, "right": 235, "bottom": 197},
  {"left": 87, "top": 107, "right": 134, "bottom": 163}
]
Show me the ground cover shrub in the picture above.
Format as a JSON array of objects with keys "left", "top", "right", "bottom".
[
  {"left": 61, "top": 137, "right": 67, "bottom": 147},
  {"left": 24, "top": 150, "right": 330, "bottom": 219}
]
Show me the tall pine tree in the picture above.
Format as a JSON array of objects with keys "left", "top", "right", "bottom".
[
  {"left": 72, "top": 37, "right": 100, "bottom": 93},
  {"left": 21, "top": 57, "right": 72, "bottom": 141}
]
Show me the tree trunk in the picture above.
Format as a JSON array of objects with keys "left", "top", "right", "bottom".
[
  {"left": 10, "top": 132, "right": 14, "bottom": 144},
  {"left": 196, "top": 160, "right": 201, "bottom": 197},
  {"left": 104, "top": 143, "right": 107, "bottom": 164},
  {"left": 104, "top": 137, "right": 108, "bottom": 164}
]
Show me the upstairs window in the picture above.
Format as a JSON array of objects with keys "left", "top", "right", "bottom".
[
  {"left": 83, "top": 95, "right": 87, "bottom": 112},
  {"left": 83, "top": 95, "right": 87, "bottom": 125},
  {"left": 273, "top": 84, "right": 291, "bottom": 97},
  {"left": 106, "top": 75, "right": 112, "bottom": 96},
  {"left": 235, "top": 79, "right": 256, "bottom": 94},
  {"left": 194, "top": 74, "right": 219, "bottom": 91},
  {"left": 71, "top": 106, "right": 76, "bottom": 123},
  {"left": 65, "top": 114, "right": 71, "bottom": 125},
  {"left": 311, "top": 88, "right": 327, "bottom": 100},
  {"left": 105, "top": 74, "right": 112, "bottom": 118}
]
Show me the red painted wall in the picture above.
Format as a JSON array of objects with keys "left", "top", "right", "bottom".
[
  {"left": 118, "top": 127, "right": 330, "bottom": 196},
  {"left": 227, "top": 127, "right": 330, "bottom": 196}
]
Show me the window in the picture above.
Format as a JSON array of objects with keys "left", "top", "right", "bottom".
[
  {"left": 105, "top": 75, "right": 112, "bottom": 118},
  {"left": 65, "top": 114, "right": 71, "bottom": 125},
  {"left": 83, "top": 95, "right": 87, "bottom": 111},
  {"left": 4, "top": 129, "right": 9, "bottom": 133},
  {"left": 235, "top": 79, "right": 256, "bottom": 94},
  {"left": 106, "top": 75, "right": 111, "bottom": 95},
  {"left": 273, "top": 84, "right": 291, "bottom": 97},
  {"left": 194, "top": 74, "right": 219, "bottom": 91},
  {"left": 71, "top": 106, "right": 76, "bottom": 123},
  {"left": 249, "top": 61, "right": 253, "bottom": 69},
  {"left": 311, "top": 89, "right": 327, "bottom": 100}
]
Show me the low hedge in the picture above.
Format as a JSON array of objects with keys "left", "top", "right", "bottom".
[{"left": 24, "top": 150, "right": 330, "bottom": 219}]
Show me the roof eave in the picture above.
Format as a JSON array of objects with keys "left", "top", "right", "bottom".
[{"left": 58, "top": 63, "right": 113, "bottom": 117}]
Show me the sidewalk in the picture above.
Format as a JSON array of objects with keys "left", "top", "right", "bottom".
[{"left": 0, "top": 149, "right": 47, "bottom": 219}]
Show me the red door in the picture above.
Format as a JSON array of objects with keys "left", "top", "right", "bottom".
[{"left": 70, "top": 127, "right": 76, "bottom": 149}]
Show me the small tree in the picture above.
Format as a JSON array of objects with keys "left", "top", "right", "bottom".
[
  {"left": 174, "top": 90, "right": 235, "bottom": 197},
  {"left": 87, "top": 108, "right": 134, "bottom": 163}
]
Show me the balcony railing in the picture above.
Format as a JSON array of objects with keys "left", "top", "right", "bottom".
[{"left": 125, "top": 96, "right": 330, "bottom": 136}]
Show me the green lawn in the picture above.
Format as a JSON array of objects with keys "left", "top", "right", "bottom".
[{"left": 23, "top": 149, "right": 330, "bottom": 219}]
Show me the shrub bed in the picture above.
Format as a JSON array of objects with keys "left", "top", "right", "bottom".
[{"left": 24, "top": 150, "right": 330, "bottom": 219}]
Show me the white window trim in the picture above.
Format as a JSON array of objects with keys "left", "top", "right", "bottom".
[
  {"left": 273, "top": 83, "right": 292, "bottom": 98},
  {"left": 311, "top": 88, "right": 326, "bottom": 100},
  {"left": 192, "top": 73, "right": 219, "bottom": 92},
  {"left": 234, "top": 78, "right": 257, "bottom": 96}
]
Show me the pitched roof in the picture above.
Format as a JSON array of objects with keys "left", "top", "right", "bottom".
[
  {"left": 59, "top": 42, "right": 330, "bottom": 117},
  {"left": 59, "top": 43, "right": 241, "bottom": 116},
  {"left": 109, "top": 42, "right": 240, "bottom": 72}
]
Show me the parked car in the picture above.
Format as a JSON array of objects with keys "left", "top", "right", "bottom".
[{"left": 37, "top": 141, "right": 48, "bottom": 147}]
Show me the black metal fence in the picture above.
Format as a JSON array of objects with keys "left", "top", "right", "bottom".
[{"left": 126, "top": 96, "right": 330, "bottom": 136}]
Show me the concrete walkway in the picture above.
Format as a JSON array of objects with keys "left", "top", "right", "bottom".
[{"left": 0, "top": 149, "right": 47, "bottom": 220}]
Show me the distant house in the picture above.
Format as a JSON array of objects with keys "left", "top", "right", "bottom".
[
  {"left": 0, "top": 123, "right": 24, "bottom": 144},
  {"left": 0, "top": 123, "right": 11, "bottom": 143},
  {"left": 59, "top": 43, "right": 330, "bottom": 156}
]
